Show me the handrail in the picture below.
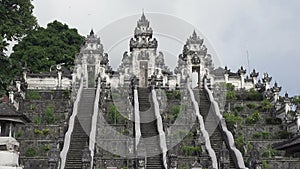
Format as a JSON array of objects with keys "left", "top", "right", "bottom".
[
  {"left": 204, "top": 79, "right": 248, "bottom": 169},
  {"left": 134, "top": 88, "right": 141, "bottom": 151},
  {"left": 89, "top": 77, "right": 101, "bottom": 168},
  {"left": 152, "top": 88, "right": 168, "bottom": 169},
  {"left": 187, "top": 83, "right": 218, "bottom": 169},
  {"left": 60, "top": 78, "right": 83, "bottom": 169}
]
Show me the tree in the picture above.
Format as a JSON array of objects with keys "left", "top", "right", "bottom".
[
  {"left": 0, "top": 0, "right": 37, "bottom": 54},
  {"left": 0, "top": 0, "right": 37, "bottom": 96},
  {"left": 10, "top": 20, "right": 84, "bottom": 74}
]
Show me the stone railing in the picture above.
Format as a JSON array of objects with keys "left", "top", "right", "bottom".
[
  {"left": 134, "top": 88, "right": 141, "bottom": 151},
  {"left": 187, "top": 83, "right": 218, "bottom": 169},
  {"left": 204, "top": 79, "right": 248, "bottom": 169},
  {"left": 59, "top": 78, "right": 83, "bottom": 169},
  {"left": 152, "top": 88, "right": 168, "bottom": 169},
  {"left": 89, "top": 77, "right": 101, "bottom": 168}
]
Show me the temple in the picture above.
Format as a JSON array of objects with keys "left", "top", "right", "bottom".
[{"left": 2, "top": 13, "right": 300, "bottom": 169}]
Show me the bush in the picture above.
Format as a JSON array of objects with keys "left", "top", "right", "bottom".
[
  {"left": 253, "top": 131, "right": 271, "bottom": 139},
  {"left": 262, "top": 160, "right": 270, "bottom": 169},
  {"left": 235, "top": 135, "right": 245, "bottom": 150},
  {"left": 107, "top": 105, "right": 123, "bottom": 124},
  {"left": 223, "top": 112, "right": 242, "bottom": 131},
  {"left": 262, "top": 148, "right": 278, "bottom": 158},
  {"left": 42, "top": 145, "right": 51, "bottom": 152},
  {"left": 245, "top": 111, "right": 262, "bottom": 124},
  {"left": 260, "top": 100, "right": 272, "bottom": 112},
  {"left": 42, "top": 129, "right": 50, "bottom": 135},
  {"left": 44, "top": 106, "right": 56, "bottom": 124},
  {"left": 182, "top": 146, "right": 201, "bottom": 156},
  {"left": 265, "top": 117, "right": 282, "bottom": 125},
  {"left": 26, "top": 91, "right": 41, "bottom": 100},
  {"left": 15, "top": 130, "right": 23, "bottom": 138},
  {"left": 226, "top": 83, "right": 235, "bottom": 91},
  {"left": 33, "top": 116, "right": 41, "bottom": 124},
  {"left": 226, "top": 91, "right": 237, "bottom": 101},
  {"left": 246, "top": 89, "right": 263, "bottom": 101},
  {"left": 166, "top": 90, "right": 181, "bottom": 100},
  {"left": 25, "top": 148, "right": 37, "bottom": 157},
  {"left": 246, "top": 103, "right": 256, "bottom": 109},
  {"left": 273, "top": 131, "right": 292, "bottom": 139},
  {"left": 34, "top": 129, "right": 42, "bottom": 135},
  {"left": 234, "top": 106, "right": 244, "bottom": 112}
]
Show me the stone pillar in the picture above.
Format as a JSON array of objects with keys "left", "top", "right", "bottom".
[
  {"left": 8, "top": 90, "right": 14, "bottom": 104},
  {"left": 238, "top": 66, "right": 246, "bottom": 89},
  {"left": 137, "top": 157, "right": 145, "bottom": 169},
  {"left": 57, "top": 69, "right": 62, "bottom": 88},
  {"left": 262, "top": 73, "right": 272, "bottom": 91},
  {"left": 15, "top": 81, "right": 21, "bottom": 92}
]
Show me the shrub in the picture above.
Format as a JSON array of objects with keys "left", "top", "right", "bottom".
[
  {"left": 25, "top": 148, "right": 37, "bottom": 157},
  {"left": 262, "top": 160, "right": 270, "bottom": 169},
  {"left": 182, "top": 146, "right": 201, "bottom": 156},
  {"left": 62, "top": 90, "right": 71, "bottom": 99},
  {"left": 246, "top": 103, "right": 256, "bottom": 109},
  {"left": 26, "top": 91, "right": 41, "bottom": 100},
  {"left": 262, "top": 148, "right": 278, "bottom": 158},
  {"left": 226, "top": 91, "right": 237, "bottom": 101},
  {"left": 245, "top": 111, "right": 262, "bottom": 124},
  {"left": 273, "top": 131, "right": 292, "bottom": 139},
  {"left": 166, "top": 90, "right": 181, "bottom": 100},
  {"left": 170, "top": 105, "right": 181, "bottom": 119},
  {"left": 42, "top": 129, "right": 50, "bottom": 135},
  {"left": 33, "top": 116, "right": 41, "bottom": 124},
  {"left": 15, "top": 130, "right": 23, "bottom": 138},
  {"left": 253, "top": 131, "right": 271, "bottom": 139},
  {"left": 265, "top": 117, "right": 282, "bottom": 125},
  {"left": 246, "top": 89, "right": 263, "bottom": 101},
  {"left": 260, "top": 100, "right": 272, "bottom": 112},
  {"left": 34, "top": 129, "right": 42, "bottom": 135},
  {"left": 235, "top": 135, "right": 245, "bottom": 150},
  {"left": 223, "top": 112, "right": 242, "bottom": 130},
  {"left": 42, "top": 145, "right": 51, "bottom": 152},
  {"left": 107, "top": 105, "right": 123, "bottom": 124},
  {"left": 234, "top": 105, "right": 244, "bottom": 112},
  {"left": 44, "top": 106, "right": 56, "bottom": 124},
  {"left": 226, "top": 83, "right": 235, "bottom": 91}
]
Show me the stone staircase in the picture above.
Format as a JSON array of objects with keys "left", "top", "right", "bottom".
[
  {"left": 138, "top": 87, "right": 165, "bottom": 169},
  {"left": 194, "top": 89, "right": 236, "bottom": 169},
  {"left": 65, "top": 88, "right": 96, "bottom": 169}
]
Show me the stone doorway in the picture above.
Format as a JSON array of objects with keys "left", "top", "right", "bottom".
[{"left": 139, "top": 61, "right": 148, "bottom": 87}]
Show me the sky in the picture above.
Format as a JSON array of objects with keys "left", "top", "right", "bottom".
[{"left": 31, "top": 0, "right": 300, "bottom": 96}]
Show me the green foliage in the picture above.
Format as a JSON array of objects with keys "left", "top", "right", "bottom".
[
  {"left": 245, "top": 88, "right": 263, "bottom": 101},
  {"left": 42, "top": 145, "right": 51, "bottom": 152},
  {"left": 260, "top": 100, "right": 272, "bottom": 112},
  {"left": 26, "top": 91, "right": 41, "bottom": 100},
  {"left": 25, "top": 147, "right": 37, "bottom": 157},
  {"left": 33, "top": 116, "right": 41, "bottom": 124},
  {"left": 226, "top": 83, "right": 235, "bottom": 91},
  {"left": 235, "top": 135, "right": 245, "bottom": 150},
  {"left": 234, "top": 105, "right": 244, "bottom": 112},
  {"left": 62, "top": 90, "right": 71, "bottom": 99},
  {"left": 0, "top": 0, "right": 37, "bottom": 94},
  {"left": 166, "top": 90, "right": 181, "bottom": 100},
  {"left": 262, "top": 148, "right": 278, "bottom": 158},
  {"left": 252, "top": 131, "right": 271, "bottom": 139},
  {"left": 273, "top": 130, "right": 292, "bottom": 139},
  {"left": 166, "top": 105, "right": 181, "bottom": 122},
  {"left": 226, "top": 91, "right": 237, "bottom": 101},
  {"left": 223, "top": 112, "right": 242, "bottom": 130},
  {"left": 34, "top": 129, "right": 42, "bottom": 135},
  {"left": 292, "top": 95, "right": 300, "bottom": 105},
  {"left": 265, "top": 117, "right": 282, "bottom": 125},
  {"left": 10, "top": 20, "right": 84, "bottom": 74},
  {"left": 42, "top": 129, "right": 50, "bottom": 135},
  {"left": 246, "top": 103, "right": 257, "bottom": 109},
  {"left": 28, "top": 104, "right": 36, "bottom": 110},
  {"left": 245, "top": 111, "right": 262, "bottom": 124},
  {"left": 15, "top": 130, "right": 23, "bottom": 138},
  {"left": 45, "top": 105, "right": 56, "bottom": 124},
  {"left": 172, "top": 130, "right": 192, "bottom": 140},
  {"left": 262, "top": 160, "right": 270, "bottom": 169},
  {"left": 182, "top": 146, "right": 201, "bottom": 156},
  {"left": 107, "top": 105, "right": 125, "bottom": 124}
]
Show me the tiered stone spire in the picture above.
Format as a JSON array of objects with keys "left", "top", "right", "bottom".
[{"left": 130, "top": 12, "right": 157, "bottom": 51}]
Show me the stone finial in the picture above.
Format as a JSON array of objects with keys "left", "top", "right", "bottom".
[
  {"left": 238, "top": 66, "right": 246, "bottom": 75},
  {"left": 250, "top": 69, "right": 259, "bottom": 78},
  {"left": 186, "top": 30, "right": 204, "bottom": 45},
  {"left": 90, "top": 29, "right": 94, "bottom": 36}
]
